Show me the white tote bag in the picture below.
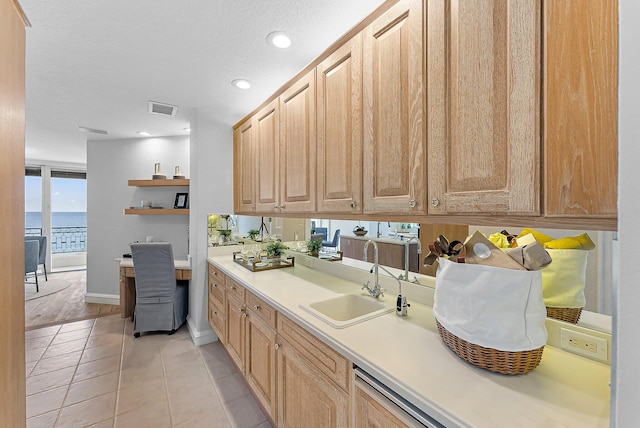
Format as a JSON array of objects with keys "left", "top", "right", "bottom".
[
  {"left": 541, "top": 249, "right": 589, "bottom": 308},
  {"left": 433, "top": 258, "right": 548, "bottom": 352}
]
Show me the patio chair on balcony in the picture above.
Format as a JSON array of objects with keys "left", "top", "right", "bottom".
[
  {"left": 25, "top": 240, "right": 40, "bottom": 292},
  {"left": 24, "top": 236, "right": 47, "bottom": 281}
]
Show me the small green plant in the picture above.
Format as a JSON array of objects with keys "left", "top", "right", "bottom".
[
  {"left": 307, "top": 239, "right": 323, "bottom": 256},
  {"left": 247, "top": 229, "right": 260, "bottom": 240},
  {"left": 218, "top": 229, "right": 231, "bottom": 238},
  {"left": 266, "top": 241, "right": 287, "bottom": 258}
]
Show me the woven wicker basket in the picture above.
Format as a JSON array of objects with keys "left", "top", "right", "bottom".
[
  {"left": 435, "top": 319, "right": 544, "bottom": 375},
  {"left": 546, "top": 307, "right": 582, "bottom": 324}
]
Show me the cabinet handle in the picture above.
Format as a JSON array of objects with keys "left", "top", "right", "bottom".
[
  {"left": 279, "top": 204, "right": 285, "bottom": 209},
  {"left": 213, "top": 284, "right": 217, "bottom": 288},
  {"left": 237, "top": 307, "right": 244, "bottom": 313},
  {"left": 274, "top": 343, "right": 281, "bottom": 350},
  {"left": 253, "top": 304, "right": 261, "bottom": 310},
  {"left": 409, "top": 199, "right": 417, "bottom": 208},
  {"left": 230, "top": 285, "right": 236, "bottom": 290},
  {"left": 242, "top": 313, "right": 248, "bottom": 319},
  {"left": 431, "top": 198, "right": 440, "bottom": 207},
  {"left": 349, "top": 201, "right": 357, "bottom": 208},
  {"left": 274, "top": 205, "right": 279, "bottom": 209}
]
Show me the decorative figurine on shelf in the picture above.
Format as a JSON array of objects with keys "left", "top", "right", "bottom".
[
  {"left": 152, "top": 162, "right": 166, "bottom": 179},
  {"left": 173, "top": 165, "right": 185, "bottom": 179}
]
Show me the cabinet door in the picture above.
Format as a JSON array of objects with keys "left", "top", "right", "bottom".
[
  {"left": 362, "top": 0, "right": 426, "bottom": 215},
  {"left": 225, "top": 292, "right": 245, "bottom": 373},
  {"left": 543, "top": 0, "right": 617, "bottom": 218},
  {"left": 233, "top": 119, "right": 255, "bottom": 213},
  {"left": 354, "top": 380, "right": 423, "bottom": 428},
  {"left": 279, "top": 69, "right": 316, "bottom": 213},
  {"left": 277, "top": 336, "right": 350, "bottom": 428},
  {"left": 255, "top": 99, "right": 280, "bottom": 213},
  {"left": 317, "top": 33, "right": 363, "bottom": 213},
  {"left": 428, "top": 0, "right": 540, "bottom": 215},
  {"left": 245, "top": 310, "right": 277, "bottom": 420}
]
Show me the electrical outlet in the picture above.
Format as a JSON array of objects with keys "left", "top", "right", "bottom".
[{"left": 560, "top": 328, "right": 608, "bottom": 363}]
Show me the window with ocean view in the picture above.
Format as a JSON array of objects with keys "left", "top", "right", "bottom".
[{"left": 25, "top": 168, "right": 87, "bottom": 254}]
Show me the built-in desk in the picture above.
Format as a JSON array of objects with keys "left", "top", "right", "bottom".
[{"left": 118, "top": 258, "right": 191, "bottom": 318}]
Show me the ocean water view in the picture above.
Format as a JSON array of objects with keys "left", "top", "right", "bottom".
[
  {"left": 26, "top": 211, "right": 86, "bottom": 229},
  {"left": 25, "top": 212, "right": 87, "bottom": 253}
]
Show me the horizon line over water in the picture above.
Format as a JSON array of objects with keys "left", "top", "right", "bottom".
[{"left": 26, "top": 211, "right": 86, "bottom": 229}]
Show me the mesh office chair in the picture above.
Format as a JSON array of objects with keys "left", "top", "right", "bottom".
[
  {"left": 130, "top": 243, "right": 188, "bottom": 337},
  {"left": 25, "top": 240, "right": 40, "bottom": 292}
]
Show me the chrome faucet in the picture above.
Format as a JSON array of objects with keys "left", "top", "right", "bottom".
[
  {"left": 402, "top": 237, "right": 422, "bottom": 282},
  {"left": 362, "top": 239, "right": 409, "bottom": 316},
  {"left": 362, "top": 240, "right": 385, "bottom": 298}
]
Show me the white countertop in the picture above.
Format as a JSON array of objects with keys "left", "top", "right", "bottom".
[
  {"left": 207, "top": 248, "right": 610, "bottom": 427},
  {"left": 342, "top": 234, "right": 420, "bottom": 245}
]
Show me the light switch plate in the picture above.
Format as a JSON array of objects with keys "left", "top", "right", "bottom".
[{"left": 560, "top": 328, "right": 608, "bottom": 363}]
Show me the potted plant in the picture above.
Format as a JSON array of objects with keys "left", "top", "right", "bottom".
[
  {"left": 307, "top": 239, "right": 323, "bottom": 257},
  {"left": 266, "top": 241, "right": 287, "bottom": 260},
  {"left": 247, "top": 229, "right": 260, "bottom": 241},
  {"left": 218, "top": 229, "right": 231, "bottom": 244}
]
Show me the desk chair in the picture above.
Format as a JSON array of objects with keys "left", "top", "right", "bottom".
[
  {"left": 25, "top": 240, "right": 40, "bottom": 292},
  {"left": 312, "top": 227, "right": 328, "bottom": 241},
  {"left": 322, "top": 229, "right": 340, "bottom": 248},
  {"left": 130, "top": 243, "right": 188, "bottom": 337}
]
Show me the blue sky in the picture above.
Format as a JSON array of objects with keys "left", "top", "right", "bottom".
[{"left": 25, "top": 176, "right": 86, "bottom": 212}]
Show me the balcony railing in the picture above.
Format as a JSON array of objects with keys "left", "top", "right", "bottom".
[{"left": 25, "top": 227, "right": 87, "bottom": 254}]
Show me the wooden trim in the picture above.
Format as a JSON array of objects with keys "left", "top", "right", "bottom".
[
  {"left": 124, "top": 208, "right": 189, "bottom": 215},
  {"left": 10, "top": 0, "right": 30, "bottom": 27},
  {"left": 1, "top": 0, "right": 27, "bottom": 423},
  {"left": 127, "top": 179, "right": 189, "bottom": 187},
  {"left": 233, "top": 0, "right": 400, "bottom": 130}
]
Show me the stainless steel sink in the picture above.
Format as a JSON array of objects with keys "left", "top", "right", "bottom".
[{"left": 300, "top": 294, "right": 394, "bottom": 329}]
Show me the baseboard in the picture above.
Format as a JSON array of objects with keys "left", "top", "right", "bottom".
[
  {"left": 84, "top": 293, "right": 120, "bottom": 305},
  {"left": 187, "top": 317, "right": 218, "bottom": 346}
]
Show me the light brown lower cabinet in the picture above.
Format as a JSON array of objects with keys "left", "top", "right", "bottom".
[
  {"left": 245, "top": 300, "right": 278, "bottom": 420},
  {"left": 276, "top": 335, "right": 350, "bottom": 427},
  {"left": 225, "top": 291, "right": 246, "bottom": 372},
  {"left": 354, "top": 377, "right": 424, "bottom": 428}
]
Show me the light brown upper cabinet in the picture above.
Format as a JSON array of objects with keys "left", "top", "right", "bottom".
[
  {"left": 255, "top": 99, "right": 280, "bottom": 213},
  {"left": 279, "top": 69, "right": 317, "bottom": 213},
  {"left": 543, "top": 0, "right": 618, "bottom": 219},
  {"left": 362, "top": 0, "right": 426, "bottom": 215},
  {"left": 317, "top": 33, "right": 363, "bottom": 213},
  {"left": 428, "top": 0, "right": 541, "bottom": 216},
  {"left": 233, "top": 119, "right": 255, "bottom": 214}
]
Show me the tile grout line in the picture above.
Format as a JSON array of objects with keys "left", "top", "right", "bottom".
[
  {"left": 160, "top": 338, "right": 176, "bottom": 427},
  {"left": 197, "top": 345, "right": 236, "bottom": 427},
  {"left": 52, "top": 320, "right": 94, "bottom": 427},
  {"left": 110, "top": 318, "right": 127, "bottom": 428}
]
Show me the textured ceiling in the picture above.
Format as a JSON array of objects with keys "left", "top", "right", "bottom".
[{"left": 21, "top": 0, "right": 386, "bottom": 164}]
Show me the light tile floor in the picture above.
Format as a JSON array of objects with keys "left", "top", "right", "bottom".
[{"left": 25, "top": 314, "right": 272, "bottom": 428}]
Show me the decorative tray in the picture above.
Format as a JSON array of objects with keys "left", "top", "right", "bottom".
[{"left": 233, "top": 252, "right": 295, "bottom": 272}]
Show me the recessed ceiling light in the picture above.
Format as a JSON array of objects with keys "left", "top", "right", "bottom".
[
  {"left": 137, "top": 131, "right": 151, "bottom": 137},
  {"left": 183, "top": 128, "right": 191, "bottom": 133},
  {"left": 231, "top": 79, "right": 252, "bottom": 90},
  {"left": 267, "top": 31, "right": 292, "bottom": 49}
]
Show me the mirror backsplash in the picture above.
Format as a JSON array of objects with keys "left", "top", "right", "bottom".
[{"left": 207, "top": 214, "right": 615, "bottom": 333}]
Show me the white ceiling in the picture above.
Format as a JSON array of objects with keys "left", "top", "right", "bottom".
[{"left": 21, "top": 0, "right": 386, "bottom": 165}]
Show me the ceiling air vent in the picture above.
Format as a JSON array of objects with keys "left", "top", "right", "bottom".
[
  {"left": 78, "top": 126, "right": 108, "bottom": 135},
  {"left": 148, "top": 101, "right": 178, "bottom": 117}
]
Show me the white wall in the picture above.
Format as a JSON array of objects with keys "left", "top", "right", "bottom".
[
  {"left": 187, "top": 107, "right": 233, "bottom": 345},
  {"left": 613, "top": 0, "right": 640, "bottom": 424},
  {"left": 86, "top": 136, "right": 190, "bottom": 302}
]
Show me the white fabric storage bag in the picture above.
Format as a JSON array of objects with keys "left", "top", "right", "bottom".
[{"left": 433, "top": 258, "right": 548, "bottom": 352}]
